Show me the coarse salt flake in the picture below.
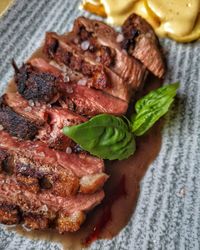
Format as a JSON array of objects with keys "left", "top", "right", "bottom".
[
  {"left": 64, "top": 74, "right": 70, "bottom": 82},
  {"left": 24, "top": 106, "right": 32, "bottom": 112},
  {"left": 116, "top": 34, "right": 124, "bottom": 43},
  {"left": 95, "top": 56, "right": 101, "bottom": 63},
  {"left": 22, "top": 224, "right": 32, "bottom": 232},
  {"left": 41, "top": 204, "right": 48, "bottom": 212},
  {"left": 38, "top": 152, "right": 45, "bottom": 158},
  {"left": 66, "top": 147, "right": 72, "bottom": 154},
  {"left": 28, "top": 100, "right": 34, "bottom": 107},
  {"left": 81, "top": 40, "right": 90, "bottom": 51},
  {"left": 77, "top": 78, "right": 87, "bottom": 86},
  {"left": 66, "top": 86, "right": 73, "bottom": 94},
  {"left": 74, "top": 38, "right": 79, "bottom": 44},
  {"left": 35, "top": 101, "right": 41, "bottom": 107}
]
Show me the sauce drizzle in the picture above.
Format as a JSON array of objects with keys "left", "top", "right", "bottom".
[{"left": 84, "top": 175, "right": 127, "bottom": 246}]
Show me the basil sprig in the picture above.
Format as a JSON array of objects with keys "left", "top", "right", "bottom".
[
  {"left": 63, "top": 114, "right": 136, "bottom": 160},
  {"left": 131, "top": 82, "right": 179, "bottom": 136},
  {"left": 63, "top": 83, "right": 179, "bottom": 160}
]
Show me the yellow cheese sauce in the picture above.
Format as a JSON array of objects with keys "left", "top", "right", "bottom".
[
  {"left": 0, "top": 0, "right": 13, "bottom": 17},
  {"left": 81, "top": 0, "right": 200, "bottom": 42},
  {"left": 101, "top": 0, "right": 138, "bottom": 25}
]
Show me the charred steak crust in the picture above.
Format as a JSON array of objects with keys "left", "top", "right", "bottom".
[
  {"left": 14, "top": 62, "right": 61, "bottom": 103},
  {"left": 0, "top": 97, "right": 39, "bottom": 140},
  {"left": 0, "top": 203, "right": 20, "bottom": 225}
]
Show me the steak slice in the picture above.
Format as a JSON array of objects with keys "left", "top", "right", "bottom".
[
  {"left": 13, "top": 58, "right": 64, "bottom": 103},
  {"left": 3, "top": 92, "right": 46, "bottom": 123},
  {"left": 122, "top": 13, "right": 166, "bottom": 78},
  {"left": 0, "top": 174, "right": 104, "bottom": 232},
  {"left": 3, "top": 92, "right": 86, "bottom": 151},
  {"left": 66, "top": 16, "right": 147, "bottom": 89},
  {"left": 13, "top": 56, "right": 128, "bottom": 116},
  {"left": 44, "top": 32, "right": 131, "bottom": 101},
  {"left": 0, "top": 131, "right": 107, "bottom": 196},
  {"left": 63, "top": 84, "right": 128, "bottom": 116},
  {"left": 44, "top": 32, "right": 108, "bottom": 90}
]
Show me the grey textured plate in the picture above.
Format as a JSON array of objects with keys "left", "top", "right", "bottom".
[{"left": 0, "top": 0, "right": 200, "bottom": 249}]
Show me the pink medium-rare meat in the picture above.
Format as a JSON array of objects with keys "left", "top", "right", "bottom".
[
  {"left": 29, "top": 58, "right": 62, "bottom": 77},
  {"left": 0, "top": 175, "right": 105, "bottom": 214},
  {"left": 122, "top": 14, "right": 166, "bottom": 78},
  {"left": 0, "top": 131, "right": 108, "bottom": 196},
  {"left": 63, "top": 84, "right": 128, "bottom": 116},
  {"left": 0, "top": 174, "right": 104, "bottom": 232},
  {"left": 37, "top": 106, "right": 87, "bottom": 150}
]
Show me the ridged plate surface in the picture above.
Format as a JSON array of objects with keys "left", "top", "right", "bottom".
[{"left": 0, "top": 0, "right": 200, "bottom": 249}]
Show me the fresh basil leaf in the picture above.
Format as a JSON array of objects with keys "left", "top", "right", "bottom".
[
  {"left": 131, "top": 82, "right": 179, "bottom": 136},
  {"left": 63, "top": 114, "right": 136, "bottom": 160}
]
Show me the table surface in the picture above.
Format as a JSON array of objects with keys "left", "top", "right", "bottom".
[{"left": 0, "top": 0, "right": 200, "bottom": 249}]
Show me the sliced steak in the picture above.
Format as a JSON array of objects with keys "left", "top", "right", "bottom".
[
  {"left": 0, "top": 174, "right": 104, "bottom": 232},
  {"left": 66, "top": 16, "right": 147, "bottom": 89},
  {"left": 0, "top": 131, "right": 108, "bottom": 196},
  {"left": 63, "top": 84, "right": 128, "bottom": 116},
  {"left": 122, "top": 13, "right": 166, "bottom": 78},
  {"left": 0, "top": 15, "right": 166, "bottom": 234},
  {"left": 44, "top": 32, "right": 131, "bottom": 102},
  {"left": 0, "top": 146, "right": 80, "bottom": 196}
]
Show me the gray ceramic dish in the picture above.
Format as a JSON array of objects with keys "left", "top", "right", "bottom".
[{"left": 0, "top": 0, "right": 200, "bottom": 249}]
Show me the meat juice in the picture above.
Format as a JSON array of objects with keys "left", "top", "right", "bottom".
[{"left": 6, "top": 47, "right": 163, "bottom": 250}]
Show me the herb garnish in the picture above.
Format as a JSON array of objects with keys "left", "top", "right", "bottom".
[{"left": 63, "top": 83, "right": 179, "bottom": 160}]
